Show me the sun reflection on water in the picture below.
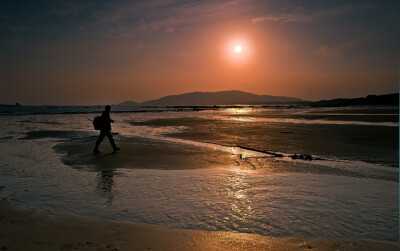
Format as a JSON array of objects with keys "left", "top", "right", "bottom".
[
  {"left": 223, "top": 108, "right": 256, "bottom": 122},
  {"left": 226, "top": 108, "right": 250, "bottom": 114},
  {"left": 228, "top": 116, "right": 255, "bottom": 122},
  {"left": 223, "top": 168, "right": 254, "bottom": 227}
]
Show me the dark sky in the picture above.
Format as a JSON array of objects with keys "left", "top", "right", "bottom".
[{"left": 1, "top": 0, "right": 398, "bottom": 105}]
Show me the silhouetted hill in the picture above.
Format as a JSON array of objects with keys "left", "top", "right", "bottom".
[
  {"left": 310, "top": 93, "right": 399, "bottom": 107},
  {"left": 117, "top": 101, "right": 138, "bottom": 106},
  {"left": 139, "top": 90, "right": 303, "bottom": 106}
]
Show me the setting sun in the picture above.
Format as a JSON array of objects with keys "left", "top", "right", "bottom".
[
  {"left": 224, "top": 38, "right": 251, "bottom": 62},
  {"left": 234, "top": 45, "right": 242, "bottom": 53}
]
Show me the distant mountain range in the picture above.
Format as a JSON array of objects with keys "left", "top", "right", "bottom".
[
  {"left": 117, "top": 101, "right": 138, "bottom": 106},
  {"left": 116, "top": 90, "right": 399, "bottom": 107},
  {"left": 117, "top": 90, "right": 303, "bottom": 106},
  {"left": 308, "top": 93, "right": 399, "bottom": 107}
]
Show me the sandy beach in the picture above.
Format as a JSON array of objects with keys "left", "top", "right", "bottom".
[
  {"left": 0, "top": 200, "right": 398, "bottom": 251},
  {"left": 0, "top": 108, "right": 398, "bottom": 250}
]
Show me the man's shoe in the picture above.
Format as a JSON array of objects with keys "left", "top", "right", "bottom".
[
  {"left": 113, "top": 147, "right": 121, "bottom": 152},
  {"left": 93, "top": 149, "right": 100, "bottom": 154}
]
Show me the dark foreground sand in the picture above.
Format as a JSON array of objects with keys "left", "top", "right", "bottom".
[{"left": 0, "top": 200, "right": 397, "bottom": 251}]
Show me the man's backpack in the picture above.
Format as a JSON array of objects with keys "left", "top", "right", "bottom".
[{"left": 93, "top": 116, "right": 103, "bottom": 130}]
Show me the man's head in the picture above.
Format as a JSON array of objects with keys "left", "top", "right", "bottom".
[{"left": 105, "top": 105, "right": 111, "bottom": 112}]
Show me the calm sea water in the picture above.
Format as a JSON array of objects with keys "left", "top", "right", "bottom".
[{"left": 0, "top": 106, "right": 398, "bottom": 241}]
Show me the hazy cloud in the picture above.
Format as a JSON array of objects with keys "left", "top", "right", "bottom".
[
  {"left": 315, "top": 42, "right": 356, "bottom": 56},
  {"left": 7, "top": 24, "right": 28, "bottom": 32},
  {"left": 252, "top": 3, "right": 372, "bottom": 24},
  {"left": 164, "top": 27, "right": 175, "bottom": 33},
  {"left": 93, "top": 0, "right": 246, "bottom": 33},
  {"left": 51, "top": 1, "right": 91, "bottom": 17},
  {"left": 144, "top": 55, "right": 160, "bottom": 64},
  {"left": 9, "top": 39, "right": 23, "bottom": 48},
  {"left": 42, "top": 0, "right": 250, "bottom": 51},
  {"left": 252, "top": 7, "right": 312, "bottom": 24}
]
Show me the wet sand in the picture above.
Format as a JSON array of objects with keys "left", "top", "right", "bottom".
[
  {"left": 0, "top": 200, "right": 397, "bottom": 251},
  {"left": 54, "top": 138, "right": 237, "bottom": 170},
  {"left": 54, "top": 136, "right": 398, "bottom": 182},
  {"left": 130, "top": 115, "right": 399, "bottom": 168},
  {"left": 3, "top": 109, "right": 397, "bottom": 249},
  {"left": 54, "top": 139, "right": 373, "bottom": 180}
]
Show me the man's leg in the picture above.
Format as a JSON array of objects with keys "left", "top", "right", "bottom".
[
  {"left": 105, "top": 130, "right": 119, "bottom": 151},
  {"left": 94, "top": 131, "right": 106, "bottom": 153}
]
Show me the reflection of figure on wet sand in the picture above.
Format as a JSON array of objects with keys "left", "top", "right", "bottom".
[
  {"left": 97, "top": 170, "right": 115, "bottom": 203},
  {"left": 93, "top": 105, "right": 120, "bottom": 154}
]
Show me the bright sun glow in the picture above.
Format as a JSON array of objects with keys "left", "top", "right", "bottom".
[
  {"left": 224, "top": 38, "right": 250, "bottom": 62},
  {"left": 234, "top": 45, "right": 242, "bottom": 53}
]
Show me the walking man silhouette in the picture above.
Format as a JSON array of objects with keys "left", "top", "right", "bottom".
[{"left": 94, "top": 105, "right": 120, "bottom": 153}]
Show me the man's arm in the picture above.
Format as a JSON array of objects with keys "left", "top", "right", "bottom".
[{"left": 104, "top": 112, "right": 114, "bottom": 123}]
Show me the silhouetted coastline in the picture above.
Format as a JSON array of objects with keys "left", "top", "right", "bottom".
[
  {"left": 1, "top": 92, "right": 398, "bottom": 116},
  {"left": 308, "top": 93, "right": 399, "bottom": 107}
]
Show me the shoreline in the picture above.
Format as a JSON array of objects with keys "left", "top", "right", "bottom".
[
  {"left": 0, "top": 200, "right": 398, "bottom": 251},
  {"left": 1, "top": 108, "right": 398, "bottom": 250}
]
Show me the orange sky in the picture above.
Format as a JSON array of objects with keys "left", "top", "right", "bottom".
[{"left": 1, "top": 0, "right": 398, "bottom": 105}]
